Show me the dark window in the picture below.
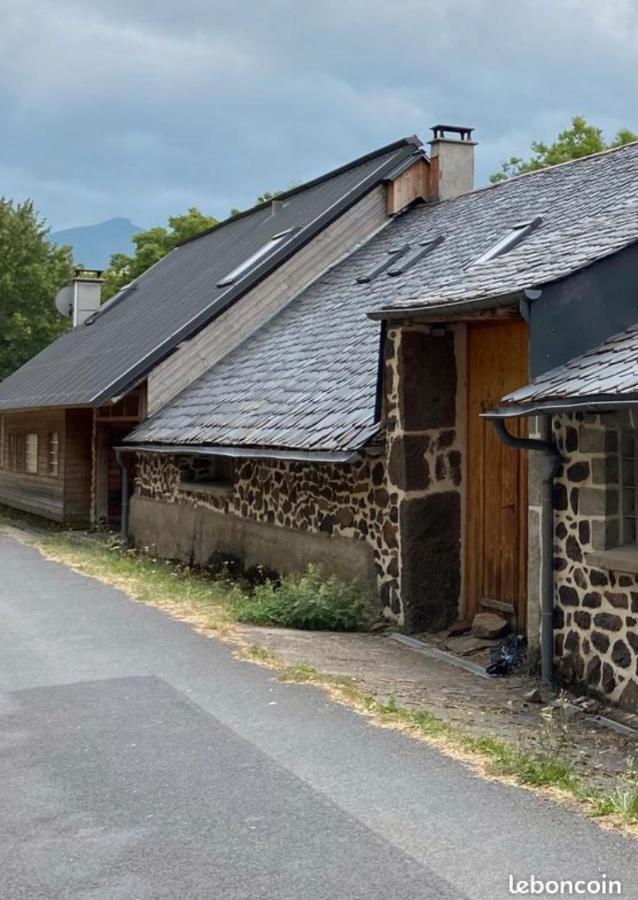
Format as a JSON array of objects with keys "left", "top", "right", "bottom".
[{"left": 180, "top": 456, "right": 235, "bottom": 493}]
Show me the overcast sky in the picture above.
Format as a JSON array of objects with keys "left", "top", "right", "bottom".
[{"left": 1, "top": 0, "right": 637, "bottom": 231}]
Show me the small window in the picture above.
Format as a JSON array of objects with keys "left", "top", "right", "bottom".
[
  {"left": 48, "top": 432, "right": 59, "bottom": 477},
  {"left": 7, "top": 434, "right": 23, "bottom": 472},
  {"left": 621, "top": 431, "right": 638, "bottom": 545},
  {"left": 25, "top": 433, "right": 38, "bottom": 474},
  {"left": 474, "top": 216, "right": 543, "bottom": 264},
  {"left": 387, "top": 235, "right": 445, "bottom": 277},
  {"left": 217, "top": 229, "right": 295, "bottom": 287},
  {"left": 180, "top": 456, "right": 235, "bottom": 493},
  {"left": 356, "top": 245, "right": 410, "bottom": 283}
]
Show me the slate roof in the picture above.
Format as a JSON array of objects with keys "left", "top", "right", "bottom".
[
  {"left": 0, "top": 138, "right": 420, "bottom": 411},
  {"left": 500, "top": 325, "right": 638, "bottom": 411},
  {"left": 127, "top": 141, "right": 638, "bottom": 454},
  {"left": 366, "top": 140, "right": 638, "bottom": 317}
]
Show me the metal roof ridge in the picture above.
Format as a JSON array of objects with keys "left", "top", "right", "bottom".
[{"left": 175, "top": 136, "right": 423, "bottom": 248}]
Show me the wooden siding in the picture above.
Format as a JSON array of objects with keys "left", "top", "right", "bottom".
[
  {"left": 0, "top": 408, "right": 92, "bottom": 525},
  {"left": 147, "top": 185, "right": 390, "bottom": 414},
  {"left": 63, "top": 409, "right": 92, "bottom": 526},
  {"left": 0, "top": 409, "right": 66, "bottom": 521},
  {"left": 386, "top": 159, "right": 429, "bottom": 214}
]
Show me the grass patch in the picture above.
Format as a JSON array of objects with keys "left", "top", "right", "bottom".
[
  {"left": 233, "top": 564, "right": 373, "bottom": 631},
  {"left": 35, "top": 533, "right": 244, "bottom": 637}
]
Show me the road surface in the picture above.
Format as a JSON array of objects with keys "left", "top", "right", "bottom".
[{"left": 0, "top": 533, "right": 635, "bottom": 899}]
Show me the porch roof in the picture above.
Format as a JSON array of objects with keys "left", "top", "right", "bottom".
[{"left": 497, "top": 323, "right": 638, "bottom": 415}]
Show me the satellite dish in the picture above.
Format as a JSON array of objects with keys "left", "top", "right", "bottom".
[{"left": 54, "top": 284, "right": 74, "bottom": 319}]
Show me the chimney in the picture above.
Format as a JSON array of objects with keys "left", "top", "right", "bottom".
[
  {"left": 71, "top": 268, "right": 104, "bottom": 326},
  {"left": 428, "top": 124, "right": 476, "bottom": 201},
  {"left": 55, "top": 268, "right": 104, "bottom": 327}
]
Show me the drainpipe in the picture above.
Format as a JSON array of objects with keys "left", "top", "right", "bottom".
[
  {"left": 489, "top": 415, "right": 562, "bottom": 685},
  {"left": 114, "top": 448, "right": 131, "bottom": 545}
]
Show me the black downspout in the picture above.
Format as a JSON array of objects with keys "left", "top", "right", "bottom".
[
  {"left": 490, "top": 415, "right": 562, "bottom": 685},
  {"left": 114, "top": 449, "right": 130, "bottom": 545}
]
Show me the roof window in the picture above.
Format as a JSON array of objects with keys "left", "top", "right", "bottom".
[
  {"left": 474, "top": 216, "right": 542, "bottom": 264},
  {"left": 217, "top": 229, "right": 295, "bottom": 287},
  {"left": 356, "top": 244, "right": 410, "bottom": 283},
  {"left": 387, "top": 235, "right": 444, "bottom": 277}
]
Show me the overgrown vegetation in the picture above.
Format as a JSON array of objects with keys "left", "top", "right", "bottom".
[{"left": 233, "top": 564, "right": 373, "bottom": 631}]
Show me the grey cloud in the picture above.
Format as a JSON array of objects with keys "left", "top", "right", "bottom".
[{"left": 0, "top": 0, "right": 636, "bottom": 230}]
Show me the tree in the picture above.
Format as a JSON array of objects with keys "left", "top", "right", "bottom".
[
  {"left": 0, "top": 198, "right": 74, "bottom": 379},
  {"left": 102, "top": 207, "right": 218, "bottom": 300},
  {"left": 490, "top": 116, "right": 638, "bottom": 183}
]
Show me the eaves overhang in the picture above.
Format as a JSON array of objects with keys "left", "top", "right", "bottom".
[
  {"left": 118, "top": 443, "right": 361, "bottom": 464},
  {"left": 483, "top": 395, "right": 638, "bottom": 419},
  {"left": 367, "top": 290, "right": 523, "bottom": 322}
]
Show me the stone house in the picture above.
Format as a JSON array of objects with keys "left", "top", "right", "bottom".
[
  {"left": 4, "top": 124, "right": 638, "bottom": 711},
  {"left": 0, "top": 136, "right": 425, "bottom": 526},
  {"left": 125, "top": 131, "right": 638, "bottom": 710},
  {"left": 501, "top": 327, "right": 638, "bottom": 710}
]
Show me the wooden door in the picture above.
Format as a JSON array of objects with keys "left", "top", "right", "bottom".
[{"left": 466, "top": 321, "right": 529, "bottom": 626}]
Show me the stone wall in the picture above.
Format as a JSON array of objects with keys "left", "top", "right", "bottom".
[
  {"left": 552, "top": 411, "right": 638, "bottom": 711},
  {"left": 135, "top": 450, "right": 400, "bottom": 608},
  {"left": 383, "top": 323, "right": 463, "bottom": 631}
]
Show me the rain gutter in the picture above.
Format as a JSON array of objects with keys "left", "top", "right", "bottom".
[
  {"left": 117, "top": 444, "right": 360, "bottom": 465},
  {"left": 482, "top": 411, "right": 562, "bottom": 685}
]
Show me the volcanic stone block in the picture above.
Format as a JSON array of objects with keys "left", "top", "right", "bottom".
[
  {"left": 591, "top": 631, "right": 610, "bottom": 653},
  {"left": 388, "top": 434, "right": 431, "bottom": 492},
  {"left": 593, "top": 612, "right": 623, "bottom": 632},
  {"left": 574, "top": 610, "right": 591, "bottom": 629},
  {"left": 611, "top": 639, "right": 632, "bottom": 669},
  {"left": 566, "top": 462, "right": 590, "bottom": 483},
  {"left": 618, "top": 680, "right": 638, "bottom": 712},
  {"left": 398, "top": 330, "right": 456, "bottom": 431},
  {"left": 399, "top": 491, "right": 460, "bottom": 631},
  {"left": 558, "top": 585, "right": 579, "bottom": 607}
]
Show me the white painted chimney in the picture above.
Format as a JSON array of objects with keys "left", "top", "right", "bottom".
[
  {"left": 55, "top": 268, "right": 104, "bottom": 327},
  {"left": 428, "top": 124, "right": 476, "bottom": 201}
]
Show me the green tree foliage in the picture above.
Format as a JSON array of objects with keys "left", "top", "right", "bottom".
[
  {"left": 102, "top": 207, "right": 218, "bottom": 300},
  {"left": 0, "top": 198, "right": 74, "bottom": 379},
  {"left": 490, "top": 116, "right": 638, "bottom": 183}
]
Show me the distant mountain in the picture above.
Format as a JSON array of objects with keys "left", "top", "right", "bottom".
[{"left": 49, "top": 217, "right": 142, "bottom": 270}]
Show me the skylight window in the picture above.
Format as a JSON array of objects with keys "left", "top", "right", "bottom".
[
  {"left": 217, "top": 229, "right": 295, "bottom": 287},
  {"left": 356, "top": 245, "right": 410, "bottom": 283},
  {"left": 474, "top": 216, "right": 543, "bottom": 264},
  {"left": 387, "top": 235, "right": 444, "bottom": 277}
]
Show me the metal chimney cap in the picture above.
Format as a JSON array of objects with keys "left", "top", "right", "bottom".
[
  {"left": 73, "top": 266, "right": 104, "bottom": 281},
  {"left": 430, "top": 124, "right": 475, "bottom": 142}
]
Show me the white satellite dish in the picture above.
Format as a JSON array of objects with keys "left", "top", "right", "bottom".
[{"left": 54, "top": 284, "right": 74, "bottom": 319}]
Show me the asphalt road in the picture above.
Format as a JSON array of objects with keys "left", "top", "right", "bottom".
[{"left": 0, "top": 533, "right": 636, "bottom": 899}]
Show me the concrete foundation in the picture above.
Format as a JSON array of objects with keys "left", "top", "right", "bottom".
[{"left": 130, "top": 495, "right": 378, "bottom": 590}]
